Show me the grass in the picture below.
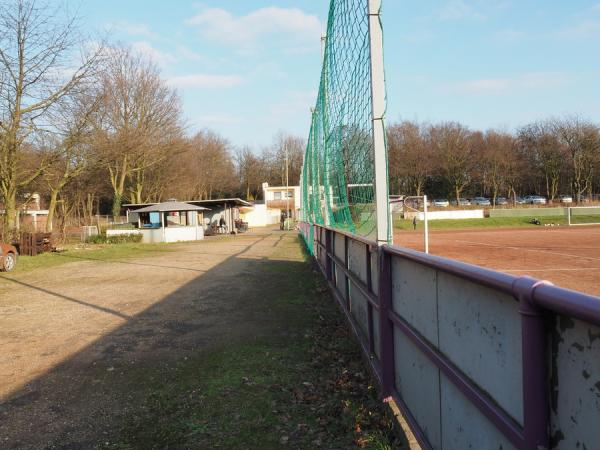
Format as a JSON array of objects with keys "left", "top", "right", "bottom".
[
  {"left": 394, "top": 215, "right": 571, "bottom": 231},
  {"left": 12, "top": 242, "right": 176, "bottom": 274},
  {"left": 99, "top": 236, "right": 403, "bottom": 449}
]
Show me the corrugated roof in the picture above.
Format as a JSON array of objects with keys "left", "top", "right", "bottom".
[
  {"left": 134, "top": 201, "right": 210, "bottom": 213},
  {"left": 188, "top": 198, "right": 253, "bottom": 207}
]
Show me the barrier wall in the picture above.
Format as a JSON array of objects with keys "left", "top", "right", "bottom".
[
  {"left": 303, "top": 222, "right": 600, "bottom": 450},
  {"left": 489, "top": 207, "right": 565, "bottom": 218},
  {"left": 404, "top": 210, "right": 484, "bottom": 220}
]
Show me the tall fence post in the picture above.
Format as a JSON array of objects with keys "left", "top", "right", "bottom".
[
  {"left": 378, "top": 246, "right": 394, "bottom": 397},
  {"left": 513, "top": 277, "right": 550, "bottom": 450},
  {"left": 368, "top": 0, "right": 391, "bottom": 246}
]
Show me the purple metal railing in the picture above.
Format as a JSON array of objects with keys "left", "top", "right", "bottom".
[{"left": 302, "top": 222, "right": 600, "bottom": 450}]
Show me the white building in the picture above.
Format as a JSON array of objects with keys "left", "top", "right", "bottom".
[
  {"left": 109, "top": 201, "right": 208, "bottom": 243},
  {"left": 262, "top": 182, "right": 301, "bottom": 219}
]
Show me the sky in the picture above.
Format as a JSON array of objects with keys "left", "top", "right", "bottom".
[{"left": 76, "top": 0, "right": 600, "bottom": 149}]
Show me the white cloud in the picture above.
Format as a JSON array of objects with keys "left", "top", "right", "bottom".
[
  {"left": 494, "top": 29, "right": 525, "bottom": 43},
  {"left": 268, "top": 90, "right": 317, "bottom": 119},
  {"left": 437, "top": 0, "right": 511, "bottom": 21},
  {"left": 185, "top": 7, "right": 323, "bottom": 48},
  {"left": 195, "top": 114, "right": 243, "bottom": 126},
  {"left": 557, "top": 19, "right": 600, "bottom": 39},
  {"left": 438, "top": 1, "right": 486, "bottom": 20},
  {"left": 108, "top": 21, "right": 157, "bottom": 39},
  {"left": 445, "top": 72, "right": 570, "bottom": 95},
  {"left": 167, "top": 74, "right": 244, "bottom": 89},
  {"left": 400, "top": 30, "right": 435, "bottom": 44},
  {"left": 131, "top": 41, "right": 177, "bottom": 67},
  {"left": 176, "top": 45, "right": 203, "bottom": 62}
]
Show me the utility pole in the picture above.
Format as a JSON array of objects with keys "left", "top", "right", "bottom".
[
  {"left": 368, "top": 0, "right": 391, "bottom": 245},
  {"left": 285, "top": 140, "right": 290, "bottom": 230}
]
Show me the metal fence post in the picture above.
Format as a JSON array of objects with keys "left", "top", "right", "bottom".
[
  {"left": 378, "top": 246, "right": 394, "bottom": 397},
  {"left": 344, "top": 235, "right": 350, "bottom": 310},
  {"left": 513, "top": 277, "right": 550, "bottom": 450},
  {"left": 325, "top": 229, "right": 333, "bottom": 281},
  {"left": 366, "top": 245, "right": 375, "bottom": 354}
]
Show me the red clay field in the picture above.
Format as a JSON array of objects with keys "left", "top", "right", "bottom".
[{"left": 394, "top": 226, "right": 600, "bottom": 297}]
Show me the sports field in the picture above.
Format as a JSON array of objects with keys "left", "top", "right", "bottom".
[{"left": 394, "top": 226, "right": 600, "bottom": 297}]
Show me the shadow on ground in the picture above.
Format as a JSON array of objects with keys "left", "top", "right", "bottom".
[{"left": 0, "top": 230, "right": 401, "bottom": 449}]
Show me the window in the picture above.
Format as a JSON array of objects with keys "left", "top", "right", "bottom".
[
  {"left": 286, "top": 191, "right": 293, "bottom": 198},
  {"left": 274, "top": 192, "right": 282, "bottom": 200},
  {"left": 165, "top": 211, "right": 188, "bottom": 227}
]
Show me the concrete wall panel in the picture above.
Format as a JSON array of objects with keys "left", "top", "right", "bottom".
[
  {"left": 348, "top": 240, "right": 368, "bottom": 285},
  {"left": 440, "top": 374, "right": 516, "bottom": 450},
  {"left": 391, "top": 257, "right": 438, "bottom": 345},
  {"left": 550, "top": 316, "right": 600, "bottom": 450},
  {"left": 437, "top": 272, "right": 523, "bottom": 425},
  {"left": 349, "top": 284, "right": 369, "bottom": 337},
  {"left": 394, "top": 330, "right": 442, "bottom": 450}
]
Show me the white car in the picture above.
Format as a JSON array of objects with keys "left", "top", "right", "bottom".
[
  {"left": 432, "top": 199, "right": 449, "bottom": 207},
  {"left": 451, "top": 198, "right": 471, "bottom": 206},
  {"left": 472, "top": 197, "right": 491, "bottom": 206},
  {"left": 524, "top": 195, "right": 547, "bottom": 205},
  {"left": 559, "top": 195, "right": 573, "bottom": 203}
]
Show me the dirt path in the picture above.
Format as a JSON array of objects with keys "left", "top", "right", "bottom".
[{"left": 0, "top": 229, "right": 302, "bottom": 448}]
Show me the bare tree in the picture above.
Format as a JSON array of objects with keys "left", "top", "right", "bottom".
[
  {"left": 0, "top": 0, "right": 102, "bottom": 235},
  {"left": 93, "top": 46, "right": 183, "bottom": 216},
  {"left": 42, "top": 93, "right": 99, "bottom": 231},
  {"left": 552, "top": 117, "right": 600, "bottom": 202},
  {"left": 481, "top": 131, "right": 516, "bottom": 206},
  {"left": 428, "top": 122, "right": 473, "bottom": 203},
  {"left": 387, "top": 121, "right": 431, "bottom": 196},
  {"left": 236, "top": 147, "right": 266, "bottom": 200},
  {"left": 518, "top": 121, "right": 565, "bottom": 201}
]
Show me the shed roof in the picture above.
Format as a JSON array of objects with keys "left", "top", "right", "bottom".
[
  {"left": 188, "top": 198, "right": 253, "bottom": 208},
  {"left": 134, "top": 201, "right": 209, "bottom": 213}
]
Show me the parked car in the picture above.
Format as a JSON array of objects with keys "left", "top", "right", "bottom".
[
  {"left": 0, "top": 243, "right": 17, "bottom": 272},
  {"left": 496, "top": 197, "right": 509, "bottom": 205},
  {"left": 471, "top": 197, "right": 491, "bottom": 206},
  {"left": 450, "top": 198, "right": 471, "bottom": 206},
  {"left": 432, "top": 199, "right": 449, "bottom": 207},
  {"left": 515, "top": 197, "right": 526, "bottom": 205},
  {"left": 523, "top": 195, "right": 547, "bottom": 205},
  {"left": 558, "top": 195, "right": 573, "bottom": 203}
]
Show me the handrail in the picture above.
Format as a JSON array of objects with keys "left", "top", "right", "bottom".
[{"left": 382, "top": 244, "right": 600, "bottom": 327}]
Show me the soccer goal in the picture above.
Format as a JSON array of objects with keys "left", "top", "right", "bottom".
[
  {"left": 566, "top": 206, "right": 600, "bottom": 226},
  {"left": 403, "top": 195, "right": 430, "bottom": 253}
]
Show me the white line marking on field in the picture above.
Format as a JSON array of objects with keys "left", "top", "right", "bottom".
[{"left": 453, "top": 239, "right": 600, "bottom": 262}]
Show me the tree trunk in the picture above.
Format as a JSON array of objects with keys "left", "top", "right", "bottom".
[
  {"left": 2, "top": 190, "right": 18, "bottom": 239},
  {"left": 46, "top": 189, "right": 60, "bottom": 232}
]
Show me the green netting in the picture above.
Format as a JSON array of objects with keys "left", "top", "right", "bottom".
[{"left": 300, "top": 0, "right": 388, "bottom": 250}]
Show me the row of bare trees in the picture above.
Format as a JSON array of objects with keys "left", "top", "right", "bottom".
[
  {"left": 388, "top": 119, "right": 600, "bottom": 204},
  {"left": 0, "top": 0, "right": 304, "bottom": 238}
]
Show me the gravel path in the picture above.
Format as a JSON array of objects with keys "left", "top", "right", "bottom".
[{"left": 0, "top": 228, "right": 296, "bottom": 449}]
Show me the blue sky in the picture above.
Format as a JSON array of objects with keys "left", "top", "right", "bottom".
[{"left": 78, "top": 0, "right": 600, "bottom": 149}]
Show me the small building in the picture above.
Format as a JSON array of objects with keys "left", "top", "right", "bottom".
[
  {"left": 111, "top": 201, "right": 208, "bottom": 243},
  {"left": 123, "top": 198, "right": 252, "bottom": 235},
  {"left": 262, "top": 182, "right": 301, "bottom": 219},
  {"left": 0, "top": 193, "right": 50, "bottom": 232},
  {"left": 187, "top": 198, "right": 252, "bottom": 234}
]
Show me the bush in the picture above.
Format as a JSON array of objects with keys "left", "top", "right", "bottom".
[{"left": 86, "top": 233, "right": 143, "bottom": 244}]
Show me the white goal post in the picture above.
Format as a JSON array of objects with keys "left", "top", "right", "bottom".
[
  {"left": 567, "top": 206, "right": 600, "bottom": 226},
  {"left": 403, "top": 195, "right": 429, "bottom": 253}
]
